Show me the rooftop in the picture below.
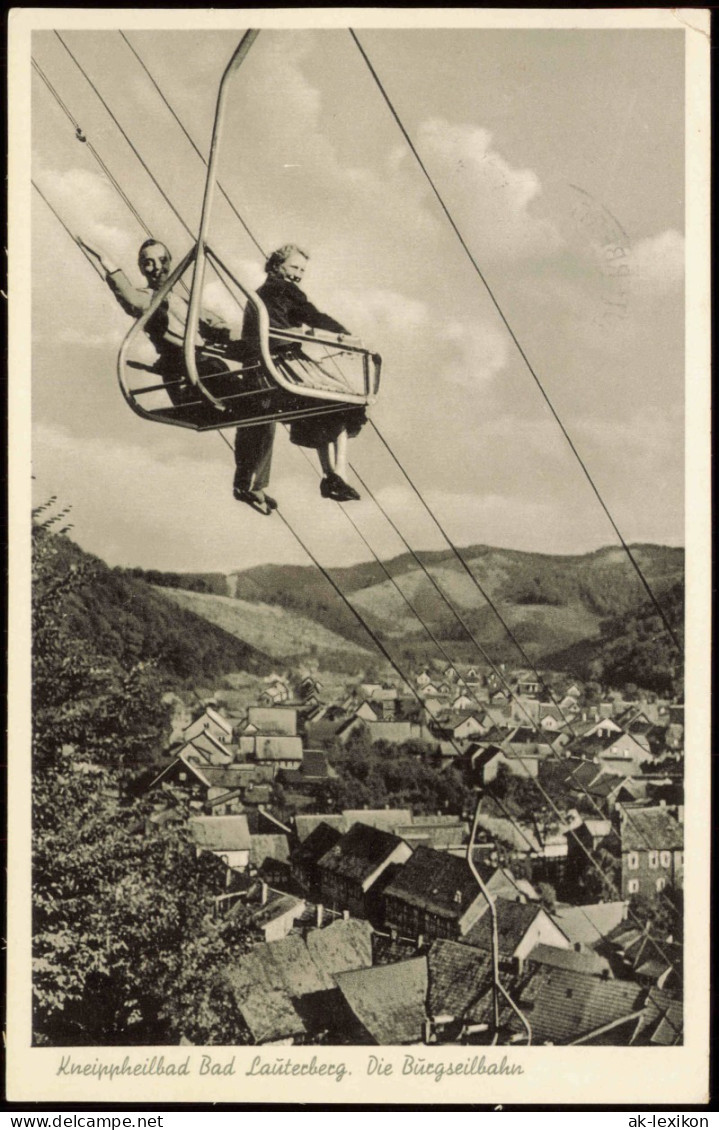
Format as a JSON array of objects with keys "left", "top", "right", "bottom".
[
  {"left": 334, "top": 958, "right": 428, "bottom": 1044},
  {"left": 188, "top": 814, "right": 251, "bottom": 852},
  {"left": 619, "top": 806, "right": 684, "bottom": 852},
  {"left": 383, "top": 845, "right": 481, "bottom": 920},
  {"left": 317, "top": 822, "right": 407, "bottom": 884}
]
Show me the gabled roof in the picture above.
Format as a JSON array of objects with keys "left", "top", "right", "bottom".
[
  {"left": 516, "top": 965, "right": 645, "bottom": 1045},
  {"left": 383, "top": 845, "right": 481, "bottom": 920},
  {"left": 238, "top": 988, "right": 305, "bottom": 1043},
  {"left": 426, "top": 940, "right": 494, "bottom": 1023},
  {"left": 290, "top": 821, "right": 344, "bottom": 869},
  {"left": 188, "top": 814, "right": 251, "bottom": 852},
  {"left": 528, "top": 943, "right": 612, "bottom": 978},
  {"left": 318, "top": 822, "right": 406, "bottom": 884},
  {"left": 305, "top": 918, "right": 373, "bottom": 980},
  {"left": 334, "top": 958, "right": 428, "bottom": 1044},
  {"left": 203, "top": 706, "right": 233, "bottom": 734},
  {"left": 619, "top": 806, "right": 683, "bottom": 852},
  {"left": 550, "top": 902, "right": 627, "bottom": 948},
  {"left": 249, "top": 833, "right": 290, "bottom": 869},
  {"left": 250, "top": 891, "right": 305, "bottom": 929},
  {"left": 462, "top": 898, "right": 553, "bottom": 956},
  {"left": 632, "top": 987, "right": 683, "bottom": 1046},
  {"left": 294, "top": 814, "right": 347, "bottom": 842}
]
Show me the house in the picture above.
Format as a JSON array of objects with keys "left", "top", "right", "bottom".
[
  {"left": 316, "top": 823, "right": 413, "bottom": 919},
  {"left": 512, "top": 964, "right": 646, "bottom": 1045},
  {"left": 550, "top": 902, "right": 628, "bottom": 950},
  {"left": 604, "top": 924, "right": 682, "bottom": 994},
  {"left": 630, "top": 988, "right": 683, "bottom": 1045},
  {"left": 188, "top": 814, "right": 252, "bottom": 870},
  {"left": 568, "top": 730, "right": 653, "bottom": 777},
  {"left": 290, "top": 821, "right": 344, "bottom": 898},
  {"left": 430, "top": 710, "right": 486, "bottom": 743},
  {"left": 249, "top": 834, "right": 291, "bottom": 881},
  {"left": 183, "top": 707, "right": 234, "bottom": 746},
  {"left": 333, "top": 958, "right": 428, "bottom": 1045},
  {"left": 451, "top": 693, "right": 477, "bottom": 713},
  {"left": 461, "top": 897, "right": 570, "bottom": 962},
  {"left": 225, "top": 919, "right": 373, "bottom": 1044},
  {"left": 617, "top": 805, "right": 684, "bottom": 899},
  {"left": 146, "top": 744, "right": 212, "bottom": 796},
  {"left": 185, "top": 729, "right": 234, "bottom": 765},
  {"left": 281, "top": 749, "right": 336, "bottom": 790},
  {"left": 468, "top": 743, "right": 541, "bottom": 787},
  {"left": 527, "top": 942, "right": 613, "bottom": 979},
  {"left": 240, "top": 734, "right": 304, "bottom": 769},
  {"left": 249, "top": 888, "right": 307, "bottom": 942},
  {"left": 515, "top": 672, "right": 542, "bottom": 697},
  {"left": 246, "top": 705, "right": 298, "bottom": 736},
  {"left": 383, "top": 846, "right": 491, "bottom": 943}
]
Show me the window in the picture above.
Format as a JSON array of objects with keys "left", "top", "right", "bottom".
[
  {"left": 660, "top": 851, "right": 671, "bottom": 868},
  {"left": 628, "top": 879, "right": 639, "bottom": 895},
  {"left": 656, "top": 877, "right": 667, "bottom": 893},
  {"left": 648, "top": 851, "right": 659, "bottom": 869},
  {"left": 627, "top": 852, "right": 639, "bottom": 870}
]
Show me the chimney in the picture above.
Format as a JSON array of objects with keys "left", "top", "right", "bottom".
[
  {"left": 342, "top": 909, "right": 350, "bottom": 920},
  {"left": 316, "top": 903, "right": 324, "bottom": 928},
  {"left": 261, "top": 881, "right": 268, "bottom": 906}
]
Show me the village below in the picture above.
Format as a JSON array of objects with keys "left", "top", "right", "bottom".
[{"left": 32, "top": 512, "right": 684, "bottom": 1049}]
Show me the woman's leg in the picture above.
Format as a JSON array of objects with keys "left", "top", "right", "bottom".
[
  {"left": 317, "top": 445, "right": 334, "bottom": 476},
  {"left": 333, "top": 430, "right": 348, "bottom": 480}
]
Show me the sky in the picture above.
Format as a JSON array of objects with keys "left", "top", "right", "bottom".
[{"left": 30, "top": 22, "right": 687, "bottom": 573}]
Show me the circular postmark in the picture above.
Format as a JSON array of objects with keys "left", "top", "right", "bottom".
[{"left": 567, "top": 183, "right": 633, "bottom": 331}]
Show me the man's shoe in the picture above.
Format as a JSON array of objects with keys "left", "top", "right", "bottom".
[{"left": 233, "top": 488, "right": 274, "bottom": 516}]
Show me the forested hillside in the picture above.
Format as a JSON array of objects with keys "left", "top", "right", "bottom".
[{"left": 40, "top": 532, "right": 273, "bottom": 683}]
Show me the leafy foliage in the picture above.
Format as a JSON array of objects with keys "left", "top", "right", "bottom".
[
  {"left": 35, "top": 530, "right": 273, "bottom": 684},
  {"left": 317, "top": 733, "right": 473, "bottom": 815},
  {"left": 32, "top": 511, "right": 259, "bottom": 1045}
]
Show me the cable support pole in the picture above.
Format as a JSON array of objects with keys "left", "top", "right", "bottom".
[
  {"left": 270, "top": 503, "right": 529, "bottom": 1034},
  {"left": 36, "top": 35, "right": 680, "bottom": 932},
  {"left": 349, "top": 29, "right": 681, "bottom": 656},
  {"left": 218, "top": 429, "right": 678, "bottom": 982},
  {"left": 349, "top": 451, "right": 683, "bottom": 932},
  {"left": 37, "top": 34, "right": 681, "bottom": 970},
  {"left": 185, "top": 30, "right": 259, "bottom": 394},
  {"left": 366, "top": 413, "right": 685, "bottom": 913},
  {"left": 118, "top": 31, "right": 266, "bottom": 259}
]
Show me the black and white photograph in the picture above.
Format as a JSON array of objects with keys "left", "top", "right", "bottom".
[{"left": 8, "top": 7, "right": 711, "bottom": 1107}]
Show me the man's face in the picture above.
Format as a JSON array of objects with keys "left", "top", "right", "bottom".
[
  {"left": 139, "top": 243, "right": 171, "bottom": 289},
  {"left": 277, "top": 253, "right": 307, "bottom": 285}
]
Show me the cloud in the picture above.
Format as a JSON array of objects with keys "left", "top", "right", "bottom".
[
  {"left": 439, "top": 317, "right": 510, "bottom": 387},
  {"left": 58, "top": 326, "right": 124, "bottom": 348},
  {"left": 414, "top": 118, "right": 563, "bottom": 260},
  {"left": 333, "top": 287, "right": 429, "bottom": 339},
  {"left": 630, "top": 229, "right": 685, "bottom": 294},
  {"left": 33, "top": 164, "right": 139, "bottom": 265}
]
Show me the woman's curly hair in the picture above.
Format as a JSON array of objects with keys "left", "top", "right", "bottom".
[{"left": 265, "top": 244, "right": 309, "bottom": 276}]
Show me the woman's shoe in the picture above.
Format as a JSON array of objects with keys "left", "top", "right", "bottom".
[{"left": 320, "top": 473, "right": 360, "bottom": 502}]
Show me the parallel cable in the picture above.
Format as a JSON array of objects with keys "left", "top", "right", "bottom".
[
  {"left": 118, "top": 31, "right": 266, "bottom": 259},
  {"left": 54, "top": 31, "right": 197, "bottom": 243},
  {"left": 32, "top": 58, "right": 155, "bottom": 241},
  {"left": 347, "top": 450, "right": 683, "bottom": 933},
  {"left": 32, "top": 180, "right": 105, "bottom": 279},
  {"left": 35, "top": 40, "right": 680, "bottom": 983},
  {"left": 354, "top": 430, "right": 685, "bottom": 923},
  {"left": 349, "top": 29, "right": 681, "bottom": 656}
]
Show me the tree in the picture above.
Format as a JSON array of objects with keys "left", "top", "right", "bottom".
[{"left": 31, "top": 512, "right": 259, "bottom": 1044}]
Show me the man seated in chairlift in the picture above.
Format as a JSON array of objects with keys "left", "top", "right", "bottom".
[{"left": 79, "top": 237, "right": 232, "bottom": 407}]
